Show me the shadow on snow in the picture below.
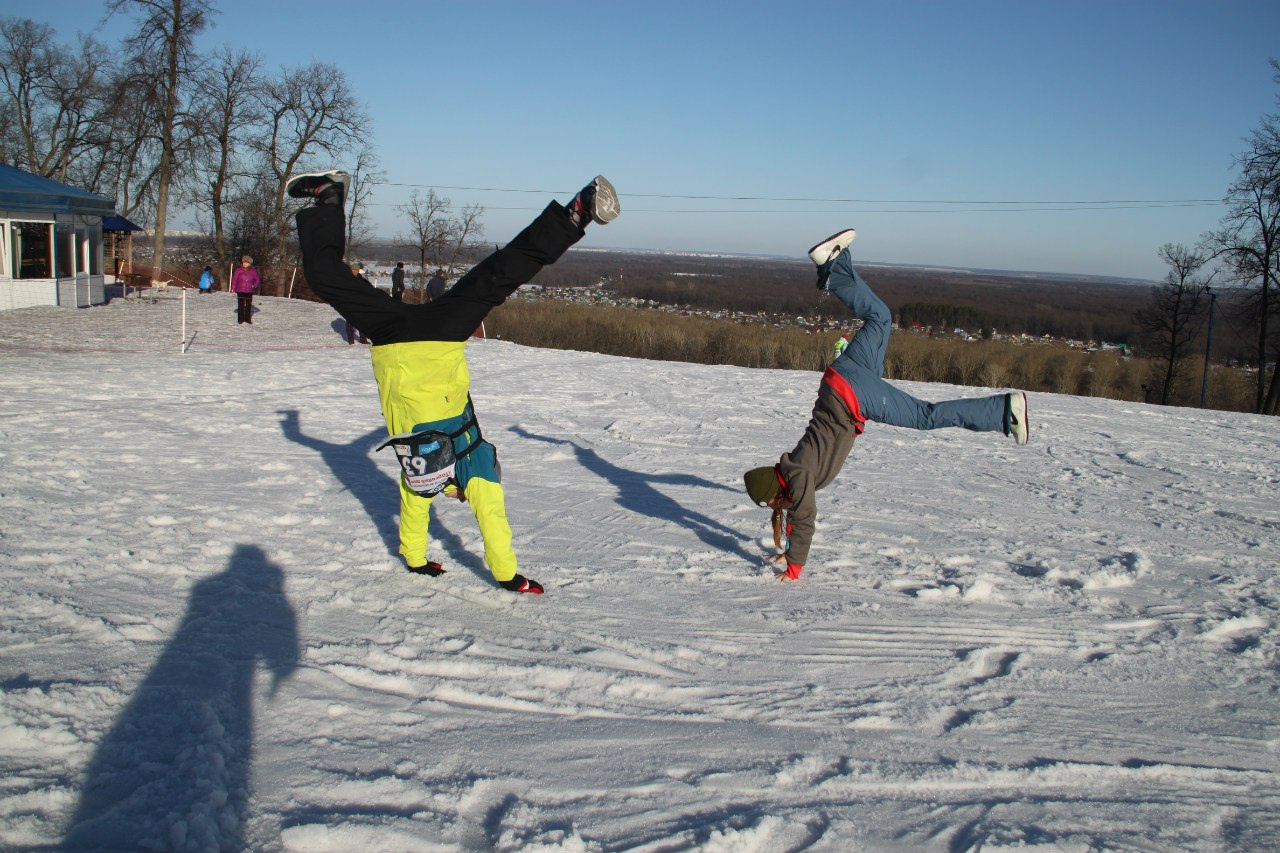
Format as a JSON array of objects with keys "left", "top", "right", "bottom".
[
  {"left": 276, "top": 409, "right": 494, "bottom": 582},
  {"left": 510, "top": 425, "right": 756, "bottom": 564},
  {"left": 61, "top": 544, "right": 299, "bottom": 852}
]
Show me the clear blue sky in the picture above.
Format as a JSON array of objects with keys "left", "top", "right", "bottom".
[{"left": 16, "top": 0, "right": 1280, "bottom": 279}]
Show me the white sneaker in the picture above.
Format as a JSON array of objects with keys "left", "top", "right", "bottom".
[
  {"left": 807, "top": 229, "right": 856, "bottom": 265},
  {"left": 584, "top": 175, "right": 620, "bottom": 225},
  {"left": 1007, "top": 392, "right": 1030, "bottom": 445}
]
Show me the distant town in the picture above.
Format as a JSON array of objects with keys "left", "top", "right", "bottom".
[{"left": 352, "top": 258, "right": 1134, "bottom": 357}]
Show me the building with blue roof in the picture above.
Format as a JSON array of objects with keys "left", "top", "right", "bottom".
[{"left": 0, "top": 163, "right": 131, "bottom": 309}]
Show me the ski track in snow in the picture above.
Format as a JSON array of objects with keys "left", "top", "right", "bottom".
[{"left": 0, "top": 293, "right": 1277, "bottom": 852}]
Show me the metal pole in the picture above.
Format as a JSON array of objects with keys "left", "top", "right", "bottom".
[
  {"left": 181, "top": 286, "right": 187, "bottom": 354},
  {"left": 1200, "top": 289, "right": 1217, "bottom": 408}
]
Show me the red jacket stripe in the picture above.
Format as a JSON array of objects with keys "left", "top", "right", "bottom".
[{"left": 821, "top": 367, "right": 865, "bottom": 435}]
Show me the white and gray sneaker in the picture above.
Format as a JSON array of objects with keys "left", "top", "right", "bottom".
[
  {"left": 1007, "top": 391, "right": 1030, "bottom": 445},
  {"left": 574, "top": 175, "right": 620, "bottom": 225},
  {"left": 807, "top": 228, "right": 857, "bottom": 266},
  {"left": 286, "top": 169, "right": 351, "bottom": 208}
]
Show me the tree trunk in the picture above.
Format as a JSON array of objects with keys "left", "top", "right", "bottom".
[
  {"left": 1266, "top": 271, "right": 1278, "bottom": 414},
  {"left": 1160, "top": 359, "right": 1175, "bottom": 406},
  {"left": 1258, "top": 292, "right": 1270, "bottom": 413},
  {"left": 212, "top": 187, "right": 226, "bottom": 267},
  {"left": 152, "top": 147, "right": 170, "bottom": 281},
  {"left": 150, "top": 0, "right": 183, "bottom": 285}
]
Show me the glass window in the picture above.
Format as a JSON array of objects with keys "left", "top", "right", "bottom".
[
  {"left": 56, "top": 222, "right": 74, "bottom": 278},
  {"left": 11, "top": 222, "right": 51, "bottom": 279}
]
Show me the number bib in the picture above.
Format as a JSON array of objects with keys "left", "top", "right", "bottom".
[{"left": 378, "top": 430, "right": 457, "bottom": 497}]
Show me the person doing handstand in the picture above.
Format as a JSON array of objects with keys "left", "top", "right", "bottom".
[
  {"left": 290, "top": 169, "right": 620, "bottom": 593},
  {"left": 743, "top": 229, "right": 1030, "bottom": 582}
]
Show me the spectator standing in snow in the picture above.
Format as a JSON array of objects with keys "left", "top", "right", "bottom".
[
  {"left": 391, "top": 262, "right": 406, "bottom": 301},
  {"left": 231, "top": 256, "right": 260, "bottom": 324},
  {"left": 198, "top": 266, "right": 215, "bottom": 294},
  {"left": 289, "top": 169, "right": 620, "bottom": 594},
  {"left": 743, "top": 229, "right": 1031, "bottom": 583},
  {"left": 426, "top": 270, "right": 447, "bottom": 301}
]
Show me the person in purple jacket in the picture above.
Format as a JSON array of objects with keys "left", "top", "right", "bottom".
[{"left": 231, "top": 255, "right": 261, "bottom": 325}]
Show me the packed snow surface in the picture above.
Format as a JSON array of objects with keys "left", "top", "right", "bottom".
[{"left": 0, "top": 291, "right": 1276, "bottom": 851}]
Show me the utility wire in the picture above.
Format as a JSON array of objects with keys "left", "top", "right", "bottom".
[
  {"left": 370, "top": 180, "right": 1221, "bottom": 209},
  {"left": 363, "top": 200, "right": 1221, "bottom": 213}
]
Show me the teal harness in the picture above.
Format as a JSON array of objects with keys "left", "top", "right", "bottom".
[{"left": 377, "top": 399, "right": 497, "bottom": 497}]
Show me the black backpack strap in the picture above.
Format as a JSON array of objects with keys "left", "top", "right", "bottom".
[{"left": 448, "top": 397, "right": 485, "bottom": 460}]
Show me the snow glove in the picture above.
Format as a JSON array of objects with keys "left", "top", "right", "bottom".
[
  {"left": 500, "top": 574, "right": 544, "bottom": 594},
  {"left": 407, "top": 561, "right": 447, "bottom": 577}
]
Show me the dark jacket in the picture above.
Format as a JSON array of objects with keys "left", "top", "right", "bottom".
[{"left": 426, "top": 275, "right": 447, "bottom": 301}]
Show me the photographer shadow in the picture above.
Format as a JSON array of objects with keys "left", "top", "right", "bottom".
[
  {"left": 511, "top": 426, "right": 755, "bottom": 564},
  {"left": 61, "top": 544, "right": 298, "bottom": 852}
]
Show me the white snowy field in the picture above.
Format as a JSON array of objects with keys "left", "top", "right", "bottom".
[{"left": 0, "top": 291, "right": 1277, "bottom": 852}]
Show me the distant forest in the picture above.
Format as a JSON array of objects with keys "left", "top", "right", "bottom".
[
  {"left": 159, "top": 234, "right": 1255, "bottom": 366},
  {"left": 512, "top": 249, "right": 1256, "bottom": 364}
]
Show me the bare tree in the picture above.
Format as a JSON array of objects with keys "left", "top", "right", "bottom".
[
  {"left": 256, "top": 62, "right": 365, "bottom": 294},
  {"left": 1135, "top": 244, "right": 1212, "bottom": 405},
  {"left": 187, "top": 46, "right": 263, "bottom": 268},
  {"left": 395, "top": 189, "right": 485, "bottom": 300},
  {"left": 396, "top": 189, "right": 450, "bottom": 299},
  {"left": 92, "top": 73, "right": 165, "bottom": 226},
  {"left": 0, "top": 18, "right": 63, "bottom": 171},
  {"left": 108, "top": 0, "right": 213, "bottom": 283},
  {"left": 224, "top": 175, "right": 275, "bottom": 278},
  {"left": 344, "top": 143, "right": 384, "bottom": 256},
  {"left": 1208, "top": 59, "right": 1280, "bottom": 414},
  {"left": 0, "top": 31, "right": 160, "bottom": 228},
  {"left": 0, "top": 17, "right": 113, "bottom": 181}
]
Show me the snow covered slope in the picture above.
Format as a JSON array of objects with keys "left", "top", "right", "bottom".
[{"left": 1, "top": 293, "right": 1276, "bottom": 851}]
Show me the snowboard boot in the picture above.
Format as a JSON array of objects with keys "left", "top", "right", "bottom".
[
  {"left": 499, "top": 574, "right": 544, "bottom": 594},
  {"left": 406, "top": 561, "right": 447, "bottom": 577},
  {"left": 1005, "top": 392, "right": 1030, "bottom": 445},
  {"left": 286, "top": 169, "right": 350, "bottom": 208},
  {"left": 567, "top": 175, "right": 620, "bottom": 228}
]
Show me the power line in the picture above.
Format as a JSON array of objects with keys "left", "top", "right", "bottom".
[
  {"left": 363, "top": 200, "right": 1222, "bottom": 213},
  {"left": 370, "top": 180, "right": 1221, "bottom": 209}
]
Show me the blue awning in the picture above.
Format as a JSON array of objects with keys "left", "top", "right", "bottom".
[
  {"left": 0, "top": 163, "right": 115, "bottom": 217},
  {"left": 102, "top": 215, "right": 143, "bottom": 232}
]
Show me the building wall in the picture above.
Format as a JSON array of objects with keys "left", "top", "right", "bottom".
[{"left": 1, "top": 212, "right": 106, "bottom": 309}]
